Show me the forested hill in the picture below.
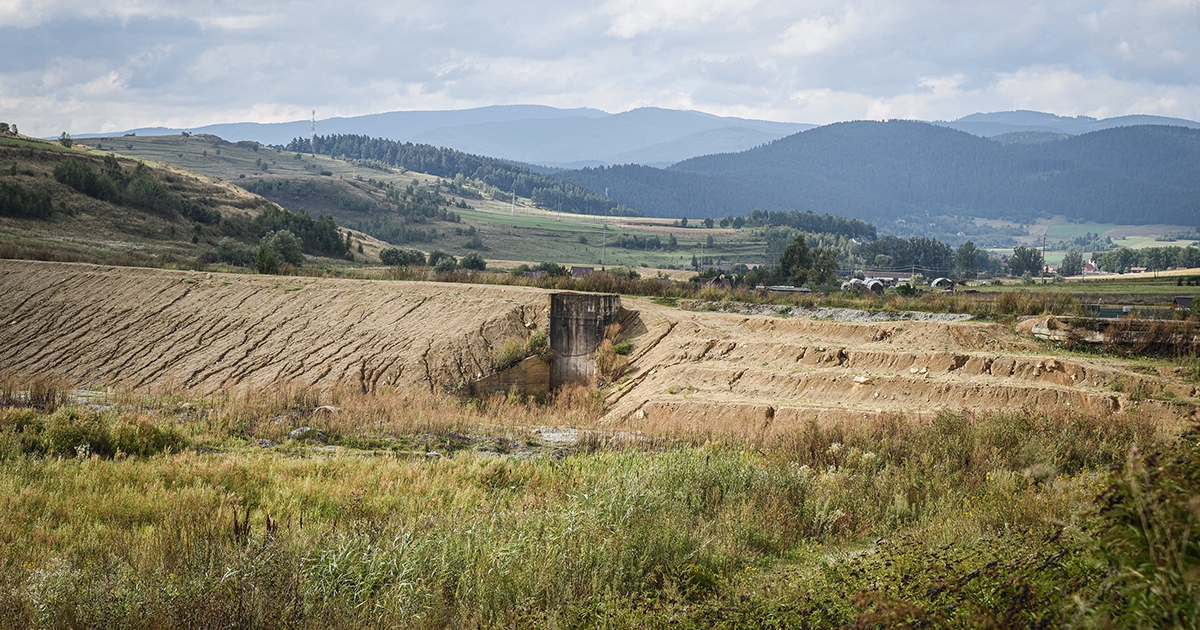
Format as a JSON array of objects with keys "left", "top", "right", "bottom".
[
  {"left": 285, "top": 135, "right": 639, "bottom": 216},
  {"left": 555, "top": 121, "right": 1200, "bottom": 225}
]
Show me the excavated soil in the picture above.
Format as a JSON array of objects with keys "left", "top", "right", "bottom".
[
  {"left": 1, "top": 260, "right": 1194, "bottom": 427},
  {"left": 0, "top": 260, "right": 549, "bottom": 394}
]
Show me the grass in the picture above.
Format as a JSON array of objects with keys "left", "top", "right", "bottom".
[{"left": 0, "top": 373, "right": 1194, "bottom": 628}]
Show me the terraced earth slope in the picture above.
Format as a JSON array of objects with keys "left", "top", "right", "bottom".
[{"left": 1, "top": 260, "right": 1194, "bottom": 426}]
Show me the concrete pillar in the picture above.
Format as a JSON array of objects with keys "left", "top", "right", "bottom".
[{"left": 549, "top": 293, "right": 621, "bottom": 389}]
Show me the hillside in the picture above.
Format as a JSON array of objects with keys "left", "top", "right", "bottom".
[
  {"left": 0, "top": 133, "right": 383, "bottom": 268},
  {"left": 556, "top": 121, "right": 1200, "bottom": 226},
  {"left": 96, "top": 133, "right": 778, "bottom": 268}
]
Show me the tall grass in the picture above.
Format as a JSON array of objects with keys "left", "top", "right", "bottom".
[{"left": 0, "top": 378, "right": 1191, "bottom": 628}]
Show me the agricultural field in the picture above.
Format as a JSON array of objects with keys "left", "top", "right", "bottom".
[{"left": 1, "top": 259, "right": 1197, "bottom": 627}]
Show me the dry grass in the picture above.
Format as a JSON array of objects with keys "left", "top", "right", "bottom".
[{"left": 0, "top": 373, "right": 1192, "bottom": 628}]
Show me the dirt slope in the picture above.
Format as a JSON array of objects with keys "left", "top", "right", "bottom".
[
  {"left": 604, "top": 297, "right": 1196, "bottom": 430},
  {"left": 0, "top": 260, "right": 548, "bottom": 394},
  {"left": 1, "top": 260, "right": 1193, "bottom": 426}
]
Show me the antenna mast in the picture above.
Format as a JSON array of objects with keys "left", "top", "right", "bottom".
[
  {"left": 310, "top": 110, "right": 316, "bottom": 154},
  {"left": 511, "top": 190, "right": 516, "bottom": 216}
]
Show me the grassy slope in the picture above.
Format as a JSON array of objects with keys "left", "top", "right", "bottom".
[
  {"left": 92, "top": 134, "right": 771, "bottom": 269},
  {"left": 0, "top": 135, "right": 393, "bottom": 267}
]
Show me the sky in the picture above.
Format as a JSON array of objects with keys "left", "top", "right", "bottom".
[{"left": 2, "top": 0, "right": 1199, "bottom": 136}]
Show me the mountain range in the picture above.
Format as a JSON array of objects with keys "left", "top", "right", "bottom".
[
  {"left": 78, "top": 106, "right": 812, "bottom": 168},
  {"left": 78, "top": 106, "right": 1200, "bottom": 169},
  {"left": 555, "top": 121, "right": 1200, "bottom": 226}
]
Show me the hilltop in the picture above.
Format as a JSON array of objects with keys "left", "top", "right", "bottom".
[{"left": 0, "top": 133, "right": 385, "bottom": 268}]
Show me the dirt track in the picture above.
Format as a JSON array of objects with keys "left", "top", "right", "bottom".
[{"left": 1, "top": 260, "right": 1194, "bottom": 424}]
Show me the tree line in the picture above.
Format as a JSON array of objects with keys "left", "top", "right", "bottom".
[{"left": 1095, "top": 246, "right": 1200, "bottom": 273}]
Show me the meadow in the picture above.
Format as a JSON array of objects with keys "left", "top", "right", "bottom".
[{"left": 0, "top": 376, "right": 1195, "bottom": 629}]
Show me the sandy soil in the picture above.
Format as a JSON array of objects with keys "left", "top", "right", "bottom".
[{"left": 1, "top": 260, "right": 1193, "bottom": 427}]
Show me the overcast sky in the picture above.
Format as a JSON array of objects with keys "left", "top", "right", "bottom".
[{"left": 2, "top": 0, "right": 1199, "bottom": 136}]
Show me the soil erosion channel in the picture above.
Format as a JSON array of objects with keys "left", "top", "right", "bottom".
[{"left": 1, "top": 260, "right": 1193, "bottom": 426}]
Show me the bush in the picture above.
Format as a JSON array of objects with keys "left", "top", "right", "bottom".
[
  {"left": 595, "top": 324, "right": 629, "bottom": 384},
  {"left": 0, "top": 181, "right": 52, "bottom": 219},
  {"left": 255, "top": 242, "right": 281, "bottom": 274},
  {"left": 434, "top": 256, "right": 458, "bottom": 273},
  {"left": 491, "top": 337, "right": 527, "bottom": 371},
  {"left": 43, "top": 407, "right": 112, "bottom": 457},
  {"left": 1096, "top": 431, "right": 1200, "bottom": 626},
  {"left": 427, "top": 249, "right": 453, "bottom": 268},
  {"left": 0, "top": 407, "right": 185, "bottom": 459},
  {"left": 460, "top": 251, "right": 486, "bottom": 270},
  {"left": 53, "top": 158, "right": 118, "bottom": 202},
  {"left": 213, "top": 237, "right": 255, "bottom": 266},
  {"left": 379, "top": 247, "right": 425, "bottom": 266},
  {"left": 264, "top": 230, "right": 304, "bottom": 265}
]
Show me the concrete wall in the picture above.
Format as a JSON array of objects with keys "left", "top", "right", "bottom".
[
  {"left": 465, "top": 356, "right": 550, "bottom": 399},
  {"left": 549, "top": 293, "right": 622, "bottom": 388}
]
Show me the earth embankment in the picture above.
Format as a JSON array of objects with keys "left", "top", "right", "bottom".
[
  {"left": 0, "top": 260, "right": 548, "bottom": 394},
  {"left": 1, "top": 260, "right": 1193, "bottom": 426}
]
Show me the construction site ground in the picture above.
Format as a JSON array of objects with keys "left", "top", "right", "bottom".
[{"left": 1, "top": 259, "right": 1194, "bottom": 432}]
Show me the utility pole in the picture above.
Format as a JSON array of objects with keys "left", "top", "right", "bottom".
[
  {"left": 1041, "top": 235, "right": 1046, "bottom": 284},
  {"left": 511, "top": 190, "right": 516, "bottom": 216}
]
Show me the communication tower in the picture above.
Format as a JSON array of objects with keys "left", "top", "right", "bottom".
[{"left": 310, "top": 110, "right": 317, "bottom": 154}]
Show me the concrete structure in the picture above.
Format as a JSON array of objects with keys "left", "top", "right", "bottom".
[
  {"left": 549, "top": 292, "right": 622, "bottom": 388},
  {"left": 465, "top": 356, "right": 550, "bottom": 399}
]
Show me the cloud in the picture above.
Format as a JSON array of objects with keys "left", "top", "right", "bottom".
[{"left": 1, "top": 0, "right": 1198, "bottom": 136}]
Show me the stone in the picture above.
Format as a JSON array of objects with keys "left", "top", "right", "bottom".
[{"left": 287, "top": 426, "right": 328, "bottom": 443}]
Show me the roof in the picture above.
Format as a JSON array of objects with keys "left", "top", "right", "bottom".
[{"left": 1174, "top": 296, "right": 1195, "bottom": 309}]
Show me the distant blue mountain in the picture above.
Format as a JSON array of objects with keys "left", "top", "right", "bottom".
[
  {"left": 937, "top": 110, "right": 1200, "bottom": 137},
  {"left": 78, "top": 105, "right": 812, "bottom": 168}
]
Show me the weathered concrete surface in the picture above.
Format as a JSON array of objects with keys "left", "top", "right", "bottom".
[
  {"left": 549, "top": 293, "right": 621, "bottom": 388},
  {"left": 465, "top": 356, "right": 550, "bottom": 399}
]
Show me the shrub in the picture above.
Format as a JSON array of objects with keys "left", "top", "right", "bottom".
[
  {"left": 255, "top": 242, "right": 281, "bottom": 274},
  {"left": 110, "top": 419, "right": 185, "bottom": 456},
  {"left": 595, "top": 323, "right": 629, "bottom": 384},
  {"left": 491, "top": 337, "right": 527, "bottom": 371},
  {"left": 53, "top": 158, "right": 118, "bottom": 201},
  {"left": 1096, "top": 431, "right": 1200, "bottom": 627},
  {"left": 528, "top": 330, "right": 553, "bottom": 361},
  {"left": 434, "top": 256, "right": 458, "bottom": 273},
  {"left": 379, "top": 247, "right": 425, "bottom": 266},
  {"left": 0, "top": 406, "right": 185, "bottom": 459},
  {"left": 0, "top": 181, "right": 52, "bottom": 219},
  {"left": 43, "top": 407, "right": 112, "bottom": 457},
  {"left": 427, "top": 249, "right": 453, "bottom": 268},
  {"left": 264, "top": 230, "right": 305, "bottom": 265},
  {"left": 460, "top": 252, "right": 486, "bottom": 270},
  {"left": 213, "top": 237, "right": 255, "bottom": 266}
]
